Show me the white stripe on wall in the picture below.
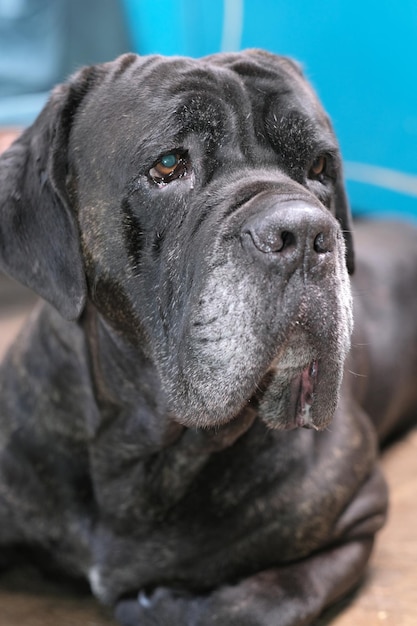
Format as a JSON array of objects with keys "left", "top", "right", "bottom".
[
  {"left": 345, "top": 162, "right": 417, "bottom": 197},
  {"left": 221, "top": 0, "right": 244, "bottom": 52}
]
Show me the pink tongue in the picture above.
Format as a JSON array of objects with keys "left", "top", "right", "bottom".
[{"left": 295, "top": 360, "right": 318, "bottom": 428}]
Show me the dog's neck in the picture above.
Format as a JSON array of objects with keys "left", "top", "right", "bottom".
[
  {"left": 79, "top": 303, "right": 257, "bottom": 523},
  {"left": 81, "top": 303, "right": 182, "bottom": 450}
]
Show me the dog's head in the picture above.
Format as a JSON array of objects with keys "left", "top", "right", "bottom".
[{"left": 0, "top": 50, "right": 354, "bottom": 431}]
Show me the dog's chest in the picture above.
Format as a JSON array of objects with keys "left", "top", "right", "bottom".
[{"left": 90, "top": 423, "right": 331, "bottom": 599}]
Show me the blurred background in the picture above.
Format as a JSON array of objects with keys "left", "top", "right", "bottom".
[{"left": 1, "top": 0, "right": 416, "bottom": 220}]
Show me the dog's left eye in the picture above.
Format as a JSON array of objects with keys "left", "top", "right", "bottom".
[
  {"left": 149, "top": 152, "right": 188, "bottom": 184},
  {"left": 308, "top": 155, "right": 328, "bottom": 182}
]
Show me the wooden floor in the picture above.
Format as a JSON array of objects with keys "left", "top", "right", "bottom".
[{"left": 0, "top": 275, "right": 416, "bottom": 626}]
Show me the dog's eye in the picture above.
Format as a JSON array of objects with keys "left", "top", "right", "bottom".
[
  {"left": 149, "top": 152, "right": 187, "bottom": 184},
  {"left": 308, "top": 155, "right": 327, "bottom": 180}
]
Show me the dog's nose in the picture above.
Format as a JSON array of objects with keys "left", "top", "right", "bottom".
[{"left": 241, "top": 200, "right": 337, "bottom": 268}]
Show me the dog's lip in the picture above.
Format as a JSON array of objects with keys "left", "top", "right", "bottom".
[
  {"left": 256, "top": 356, "right": 321, "bottom": 431},
  {"left": 285, "top": 360, "right": 319, "bottom": 431}
]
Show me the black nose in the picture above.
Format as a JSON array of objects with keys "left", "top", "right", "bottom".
[{"left": 241, "top": 200, "right": 337, "bottom": 268}]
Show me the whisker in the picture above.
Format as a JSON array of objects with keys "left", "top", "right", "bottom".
[{"left": 347, "top": 369, "right": 368, "bottom": 378}]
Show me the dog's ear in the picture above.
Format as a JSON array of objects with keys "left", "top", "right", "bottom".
[
  {"left": 334, "top": 177, "right": 355, "bottom": 275},
  {"left": 0, "top": 66, "right": 101, "bottom": 320}
]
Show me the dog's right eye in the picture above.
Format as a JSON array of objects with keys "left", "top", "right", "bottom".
[{"left": 149, "top": 152, "right": 188, "bottom": 185}]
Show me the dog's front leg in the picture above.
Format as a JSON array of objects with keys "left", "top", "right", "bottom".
[
  {"left": 114, "top": 466, "right": 387, "bottom": 626},
  {"left": 114, "top": 540, "right": 372, "bottom": 626}
]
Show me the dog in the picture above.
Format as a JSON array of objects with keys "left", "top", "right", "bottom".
[{"left": 0, "top": 49, "right": 416, "bottom": 626}]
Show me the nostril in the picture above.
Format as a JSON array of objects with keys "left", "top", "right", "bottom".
[
  {"left": 280, "top": 230, "right": 296, "bottom": 252},
  {"left": 249, "top": 228, "right": 296, "bottom": 254},
  {"left": 313, "top": 231, "right": 333, "bottom": 254}
]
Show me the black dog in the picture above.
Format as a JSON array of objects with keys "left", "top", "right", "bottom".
[{"left": 1, "top": 50, "right": 417, "bottom": 626}]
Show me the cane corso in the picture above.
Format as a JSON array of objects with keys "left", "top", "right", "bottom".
[{"left": 1, "top": 50, "right": 417, "bottom": 626}]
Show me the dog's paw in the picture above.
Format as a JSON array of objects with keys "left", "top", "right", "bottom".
[
  {"left": 114, "top": 597, "right": 145, "bottom": 626},
  {"left": 114, "top": 587, "right": 199, "bottom": 626}
]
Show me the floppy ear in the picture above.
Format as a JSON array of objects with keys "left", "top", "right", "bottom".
[
  {"left": 334, "top": 177, "right": 355, "bottom": 275},
  {"left": 0, "top": 66, "right": 101, "bottom": 320}
]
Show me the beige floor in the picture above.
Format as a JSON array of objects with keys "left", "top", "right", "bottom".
[{"left": 0, "top": 276, "right": 416, "bottom": 626}]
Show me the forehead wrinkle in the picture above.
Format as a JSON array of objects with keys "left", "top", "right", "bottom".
[
  {"left": 173, "top": 96, "right": 251, "bottom": 162},
  {"left": 133, "top": 109, "right": 182, "bottom": 160},
  {"left": 130, "top": 58, "right": 265, "bottom": 162},
  {"left": 264, "top": 80, "right": 336, "bottom": 150},
  {"left": 168, "top": 61, "right": 253, "bottom": 120}
]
